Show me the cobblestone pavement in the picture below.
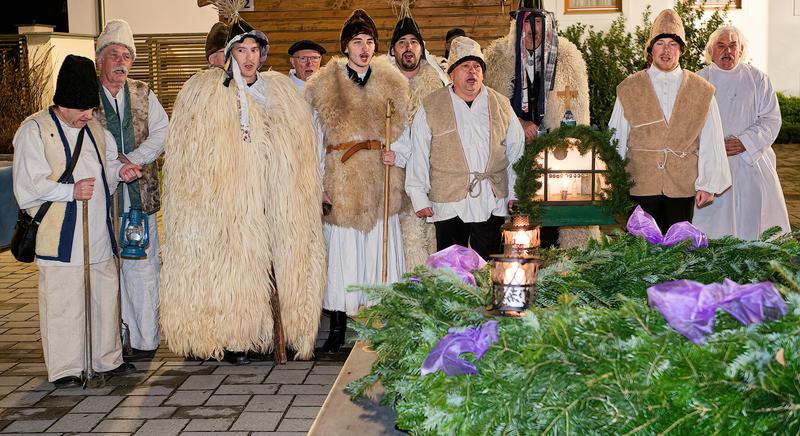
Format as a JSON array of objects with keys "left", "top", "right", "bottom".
[{"left": 0, "top": 144, "right": 797, "bottom": 435}]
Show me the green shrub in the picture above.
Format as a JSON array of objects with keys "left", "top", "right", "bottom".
[
  {"left": 777, "top": 92, "right": 800, "bottom": 144},
  {"left": 562, "top": 0, "right": 729, "bottom": 129}
]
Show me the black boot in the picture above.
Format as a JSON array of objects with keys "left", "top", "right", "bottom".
[
  {"left": 223, "top": 350, "right": 251, "bottom": 365},
  {"left": 322, "top": 311, "right": 347, "bottom": 353}
]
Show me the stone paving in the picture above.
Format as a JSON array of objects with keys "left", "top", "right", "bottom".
[{"left": 0, "top": 144, "right": 797, "bottom": 435}]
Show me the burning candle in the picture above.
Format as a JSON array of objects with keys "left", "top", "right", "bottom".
[{"left": 503, "top": 262, "right": 526, "bottom": 286}]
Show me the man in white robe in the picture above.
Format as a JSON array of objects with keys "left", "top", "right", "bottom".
[
  {"left": 13, "top": 55, "right": 141, "bottom": 386},
  {"left": 692, "top": 26, "right": 789, "bottom": 240},
  {"left": 406, "top": 37, "right": 525, "bottom": 260}
]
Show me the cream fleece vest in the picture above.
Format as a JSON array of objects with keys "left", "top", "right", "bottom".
[
  {"left": 617, "top": 70, "right": 714, "bottom": 197},
  {"left": 422, "top": 86, "right": 513, "bottom": 203},
  {"left": 96, "top": 79, "right": 161, "bottom": 213},
  {"left": 25, "top": 109, "right": 108, "bottom": 260}
]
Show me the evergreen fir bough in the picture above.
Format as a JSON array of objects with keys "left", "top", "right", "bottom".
[{"left": 349, "top": 232, "right": 800, "bottom": 435}]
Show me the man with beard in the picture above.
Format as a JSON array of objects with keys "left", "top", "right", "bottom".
[
  {"left": 287, "top": 40, "right": 326, "bottom": 92},
  {"left": 160, "top": 10, "right": 324, "bottom": 363},
  {"left": 692, "top": 26, "right": 789, "bottom": 240},
  {"left": 406, "top": 37, "right": 525, "bottom": 260},
  {"left": 305, "top": 9, "right": 410, "bottom": 353},
  {"left": 484, "top": 0, "right": 593, "bottom": 248},
  {"left": 388, "top": 13, "right": 449, "bottom": 268},
  {"left": 484, "top": 0, "right": 589, "bottom": 141},
  {"left": 95, "top": 19, "right": 169, "bottom": 356},
  {"left": 609, "top": 9, "right": 730, "bottom": 233}
]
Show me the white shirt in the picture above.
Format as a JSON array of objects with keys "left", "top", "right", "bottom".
[
  {"left": 13, "top": 115, "right": 123, "bottom": 265},
  {"left": 288, "top": 70, "right": 306, "bottom": 92},
  {"left": 101, "top": 84, "right": 169, "bottom": 165},
  {"left": 405, "top": 85, "right": 525, "bottom": 223},
  {"left": 608, "top": 66, "right": 731, "bottom": 195}
]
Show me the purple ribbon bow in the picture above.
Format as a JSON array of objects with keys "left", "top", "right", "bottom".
[
  {"left": 421, "top": 320, "right": 499, "bottom": 377},
  {"left": 647, "top": 279, "right": 787, "bottom": 344},
  {"left": 426, "top": 245, "right": 487, "bottom": 286},
  {"left": 627, "top": 205, "right": 708, "bottom": 249}
]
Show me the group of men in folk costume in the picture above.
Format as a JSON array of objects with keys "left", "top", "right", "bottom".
[{"left": 15, "top": 0, "right": 790, "bottom": 381}]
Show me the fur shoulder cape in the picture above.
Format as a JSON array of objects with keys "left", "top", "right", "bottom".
[
  {"left": 409, "top": 60, "right": 446, "bottom": 117},
  {"left": 304, "top": 55, "right": 411, "bottom": 231},
  {"left": 484, "top": 24, "right": 590, "bottom": 130},
  {"left": 160, "top": 68, "right": 325, "bottom": 360}
]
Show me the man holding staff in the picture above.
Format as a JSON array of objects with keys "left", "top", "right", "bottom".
[{"left": 305, "top": 9, "right": 410, "bottom": 352}]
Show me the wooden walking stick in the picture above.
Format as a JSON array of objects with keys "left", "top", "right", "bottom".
[
  {"left": 382, "top": 99, "right": 394, "bottom": 284},
  {"left": 269, "top": 264, "right": 287, "bottom": 364},
  {"left": 113, "top": 192, "right": 133, "bottom": 357},
  {"left": 82, "top": 200, "right": 104, "bottom": 388}
]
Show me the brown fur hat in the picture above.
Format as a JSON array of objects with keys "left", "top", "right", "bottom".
[{"left": 340, "top": 9, "right": 378, "bottom": 54}]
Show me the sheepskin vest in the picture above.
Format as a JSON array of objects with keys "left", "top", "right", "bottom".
[
  {"left": 305, "top": 56, "right": 410, "bottom": 232},
  {"left": 24, "top": 109, "right": 113, "bottom": 262},
  {"left": 408, "top": 61, "right": 445, "bottom": 117},
  {"left": 484, "top": 25, "right": 590, "bottom": 131},
  {"left": 159, "top": 68, "right": 325, "bottom": 361},
  {"left": 617, "top": 70, "right": 714, "bottom": 197},
  {"left": 96, "top": 79, "right": 161, "bottom": 214},
  {"left": 422, "top": 86, "right": 513, "bottom": 203}
]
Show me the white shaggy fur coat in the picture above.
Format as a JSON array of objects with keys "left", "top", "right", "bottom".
[{"left": 160, "top": 68, "right": 325, "bottom": 360}]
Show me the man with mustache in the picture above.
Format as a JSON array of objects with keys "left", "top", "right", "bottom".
[
  {"left": 609, "top": 9, "right": 731, "bottom": 234},
  {"left": 305, "top": 9, "right": 410, "bottom": 353},
  {"left": 388, "top": 12, "right": 449, "bottom": 268},
  {"left": 405, "top": 37, "right": 525, "bottom": 261},
  {"left": 94, "top": 19, "right": 169, "bottom": 357},
  {"left": 692, "top": 26, "right": 789, "bottom": 240},
  {"left": 13, "top": 55, "right": 142, "bottom": 386},
  {"left": 287, "top": 40, "right": 326, "bottom": 92}
]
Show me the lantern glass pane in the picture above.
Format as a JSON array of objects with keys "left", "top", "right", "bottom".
[
  {"left": 544, "top": 173, "right": 594, "bottom": 202},
  {"left": 594, "top": 173, "right": 608, "bottom": 199},
  {"left": 491, "top": 259, "right": 540, "bottom": 286},
  {"left": 547, "top": 145, "right": 593, "bottom": 171},
  {"left": 502, "top": 227, "right": 540, "bottom": 249}
]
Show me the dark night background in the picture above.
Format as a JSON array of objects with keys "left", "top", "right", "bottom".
[{"left": 1, "top": 1, "right": 69, "bottom": 34}]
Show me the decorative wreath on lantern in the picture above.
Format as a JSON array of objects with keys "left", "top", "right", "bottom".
[{"left": 512, "top": 124, "right": 633, "bottom": 222}]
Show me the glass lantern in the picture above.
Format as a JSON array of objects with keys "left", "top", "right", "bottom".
[
  {"left": 490, "top": 256, "right": 541, "bottom": 317},
  {"left": 501, "top": 215, "right": 540, "bottom": 256}
]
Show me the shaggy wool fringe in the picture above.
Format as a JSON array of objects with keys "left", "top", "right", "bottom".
[{"left": 160, "top": 68, "right": 325, "bottom": 360}]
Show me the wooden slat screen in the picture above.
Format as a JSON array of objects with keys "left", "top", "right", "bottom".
[
  {"left": 241, "top": 0, "right": 512, "bottom": 75},
  {"left": 130, "top": 33, "right": 207, "bottom": 114}
]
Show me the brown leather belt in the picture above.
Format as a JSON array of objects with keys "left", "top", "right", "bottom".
[{"left": 326, "top": 140, "right": 382, "bottom": 163}]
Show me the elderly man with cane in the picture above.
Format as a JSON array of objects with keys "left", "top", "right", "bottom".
[{"left": 12, "top": 55, "right": 141, "bottom": 387}]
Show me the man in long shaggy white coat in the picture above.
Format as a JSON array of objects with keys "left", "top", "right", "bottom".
[{"left": 159, "top": 17, "right": 325, "bottom": 361}]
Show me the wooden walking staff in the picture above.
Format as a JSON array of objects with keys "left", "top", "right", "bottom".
[
  {"left": 382, "top": 99, "right": 395, "bottom": 283},
  {"left": 82, "top": 200, "right": 104, "bottom": 388}
]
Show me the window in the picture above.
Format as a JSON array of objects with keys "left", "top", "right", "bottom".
[
  {"left": 564, "top": 0, "right": 622, "bottom": 14},
  {"left": 688, "top": 0, "right": 742, "bottom": 9}
]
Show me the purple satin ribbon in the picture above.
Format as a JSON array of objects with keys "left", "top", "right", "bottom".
[
  {"left": 426, "top": 245, "right": 487, "bottom": 286},
  {"left": 421, "top": 320, "right": 499, "bottom": 377},
  {"left": 627, "top": 205, "right": 708, "bottom": 249},
  {"left": 647, "top": 279, "right": 786, "bottom": 344}
]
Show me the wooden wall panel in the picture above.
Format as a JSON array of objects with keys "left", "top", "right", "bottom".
[{"left": 238, "top": 0, "right": 513, "bottom": 74}]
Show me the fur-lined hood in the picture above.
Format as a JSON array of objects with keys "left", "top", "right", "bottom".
[
  {"left": 484, "top": 22, "right": 590, "bottom": 130},
  {"left": 305, "top": 55, "right": 410, "bottom": 146}
]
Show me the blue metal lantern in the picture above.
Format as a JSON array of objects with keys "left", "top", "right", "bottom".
[{"left": 119, "top": 208, "right": 149, "bottom": 259}]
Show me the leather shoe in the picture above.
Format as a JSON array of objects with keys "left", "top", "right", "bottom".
[
  {"left": 102, "top": 362, "right": 137, "bottom": 376},
  {"left": 223, "top": 351, "right": 251, "bottom": 365},
  {"left": 53, "top": 376, "right": 81, "bottom": 388}
]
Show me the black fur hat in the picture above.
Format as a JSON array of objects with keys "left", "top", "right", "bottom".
[
  {"left": 340, "top": 9, "right": 378, "bottom": 54},
  {"left": 53, "top": 55, "right": 99, "bottom": 110}
]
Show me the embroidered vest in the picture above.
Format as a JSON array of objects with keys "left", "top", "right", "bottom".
[
  {"left": 25, "top": 109, "right": 115, "bottom": 262},
  {"left": 422, "top": 86, "right": 513, "bottom": 203},
  {"left": 96, "top": 79, "right": 161, "bottom": 213},
  {"left": 617, "top": 70, "right": 714, "bottom": 197}
]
